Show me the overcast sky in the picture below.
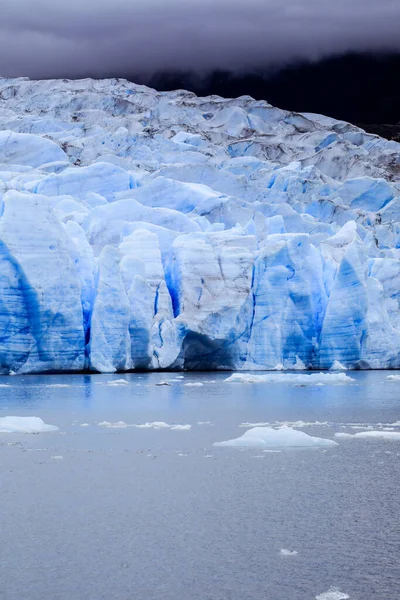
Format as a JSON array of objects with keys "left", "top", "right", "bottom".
[{"left": 1, "top": 0, "right": 400, "bottom": 79}]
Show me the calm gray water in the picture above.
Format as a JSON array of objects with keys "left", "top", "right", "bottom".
[{"left": 0, "top": 371, "right": 399, "bottom": 600}]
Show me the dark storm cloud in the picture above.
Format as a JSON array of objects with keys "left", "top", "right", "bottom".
[{"left": 1, "top": 0, "right": 400, "bottom": 79}]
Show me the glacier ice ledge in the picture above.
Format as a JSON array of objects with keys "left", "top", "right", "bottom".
[{"left": 0, "top": 76, "right": 400, "bottom": 373}]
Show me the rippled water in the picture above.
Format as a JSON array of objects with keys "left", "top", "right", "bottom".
[{"left": 0, "top": 371, "right": 399, "bottom": 600}]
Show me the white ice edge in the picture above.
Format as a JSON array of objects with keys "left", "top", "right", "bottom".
[{"left": 0, "top": 416, "right": 59, "bottom": 434}]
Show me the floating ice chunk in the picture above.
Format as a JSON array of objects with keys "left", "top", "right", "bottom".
[
  {"left": 80, "top": 423, "right": 90, "bottom": 427},
  {"left": 387, "top": 375, "right": 400, "bottom": 381},
  {"left": 156, "top": 381, "right": 171, "bottom": 386},
  {"left": 240, "top": 421, "right": 270, "bottom": 428},
  {"left": 315, "top": 587, "right": 349, "bottom": 600},
  {"left": 133, "top": 421, "right": 171, "bottom": 429},
  {"left": 51, "top": 456, "right": 64, "bottom": 460},
  {"left": 336, "top": 430, "right": 400, "bottom": 440},
  {"left": 213, "top": 426, "right": 338, "bottom": 448},
  {"left": 98, "top": 421, "right": 129, "bottom": 428},
  {"left": 198, "top": 421, "right": 212, "bottom": 425},
  {"left": 46, "top": 384, "right": 71, "bottom": 388},
  {"left": 131, "top": 421, "right": 191, "bottom": 430},
  {"left": 184, "top": 382, "right": 204, "bottom": 387},
  {"left": 285, "top": 420, "right": 329, "bottom": 428},
  {"left": 355, "top": 431, "right": 400, "bottom": 440},
  {"left": 225, "top": 373, "right": 355, "bottom": 384},
  {"left": 0, "top": 416, "right": 59, "bottom": 433},
  {"left": 106, "top": 379, "right": 129, "bottom": 385},
  {"left": 240, "top": 420, "right": 329, "bottom": 428},
  {"left": 280, "top": 549, "right": 298, "bottom": 556}
]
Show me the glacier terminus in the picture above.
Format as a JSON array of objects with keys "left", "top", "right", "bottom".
[{"left": 0, "top": 76, "right": 400, "bottom": 373}]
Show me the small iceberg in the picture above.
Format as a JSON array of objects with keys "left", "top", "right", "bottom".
[
  {"left": 98, "top": 420, "right": 129, "bottom": 428},
  {"left": 98, "top": 421, "right": 192, "bottom": 430},
  {"left": 225, "top": 373, "right": 355, "bottom": 385},
  {"left": 46, "top": 383, "right": 71, "bottom": 388},
  {"left": 315, "top": 588, "right": 349, "bottom": 600},
  {"left": 133, "top": 421, "right": 171, "bottom": 429},
  {"left": 0, "top": 416, "right": 59, "bottom": 434},
  {"left": 280, "top": 549, "right": 298, "bottom": 556},
  {"left": 336, "top": 430, "right": 400, "bottom": 440},
  {"left": 213, "top": 426, "right": 338, "bottom": 448}
]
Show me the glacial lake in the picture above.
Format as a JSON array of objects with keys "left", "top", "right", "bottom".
[{"left": 0, "top": 371, "right": 399, "bottom": 600}]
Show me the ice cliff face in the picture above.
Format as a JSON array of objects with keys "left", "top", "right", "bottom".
[{"left": 0, "top": 77, "right": 399, "bottom": 373}]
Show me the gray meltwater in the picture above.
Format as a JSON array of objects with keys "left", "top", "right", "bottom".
[{"left": 0, "top": 371, "right": 399, "bottom": 600}]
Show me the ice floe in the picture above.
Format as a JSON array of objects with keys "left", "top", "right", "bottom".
[
  {"left": 225, "top": 373, "right": 355, "bottom": 384},
  {"left": 0, "top": 416, "right": 59, "bottom": 433},
  {"left": 98, "top": 420, "right": 191, "bottom": 430},
  {"left": 213, "top": 426, "right": 338, "bottom": 448},
  {"left": 336, "top": 430, "right": 400, "bottom": 440},
  {"left": 315, "top": 588, "right": 349, "bottom": 600},
  {"left": 98, "top": 420, "right": 129, "bottom": 428},
  {"left": 280, "top": 549, "right": 298, "bottom": 556}
]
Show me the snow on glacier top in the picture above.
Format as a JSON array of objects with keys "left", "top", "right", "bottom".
[{"left": 0, "top": 76, "right": 399, "bottom": 373}]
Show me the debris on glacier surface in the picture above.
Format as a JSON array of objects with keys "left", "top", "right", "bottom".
[
  {"left": 225, "top": 372, "right": 355, "bottom": 384},
  {"left": 0, "top": 416, "right": 59, "bottom": 433},
  {"left": 213, "top": 425, "right": 338, "bottom": 448},
  {"left": 0, "top": 76, "right": 400, "bottom": 373}
]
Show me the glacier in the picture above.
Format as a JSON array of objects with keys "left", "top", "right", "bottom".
[{"left": 0, "top": 76, "right": 399, "bottom": 373}]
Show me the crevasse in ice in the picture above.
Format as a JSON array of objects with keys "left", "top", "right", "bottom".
[{"left": 0, "top": 77, "right": 399, "bottom": 373}]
